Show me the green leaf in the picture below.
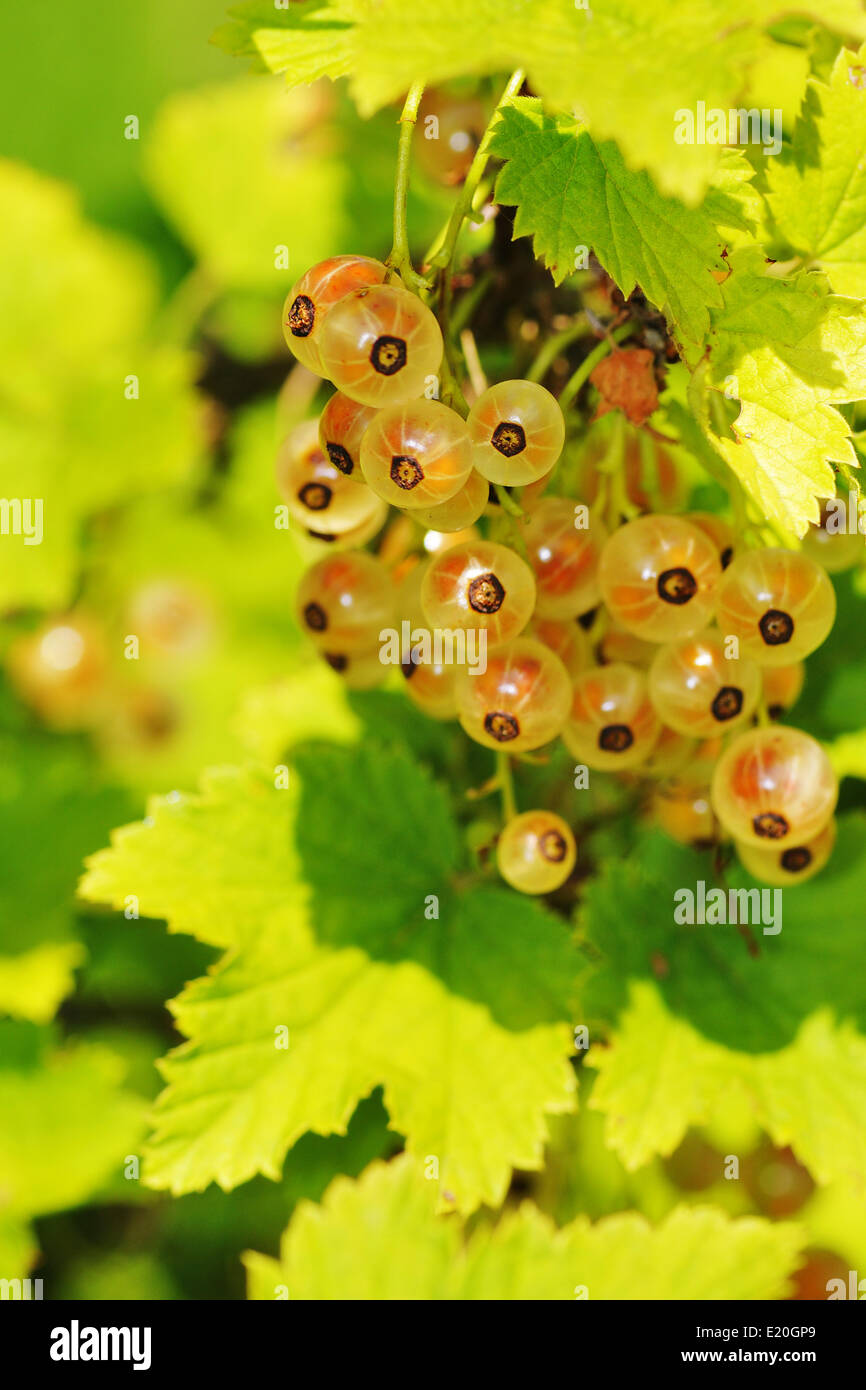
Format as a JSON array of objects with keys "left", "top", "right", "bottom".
[
  {"left": 768, "top": 44, "right": 866, "bottom": 296},
  {"left": 704, "top": 249, "right": 866, "bottom": 535},
  {"left": 0, "top": 1034, "right": 145, "bottom": 1221},
  {"left": 589, "top": 984, "right": 866, "bottom": 1190},
  {"left": 0, "top": 161, "right": 199, "bottom": 612},
  {"left": 489, "top": 100, "right": 726, "bottom": 342},
  {"left": 217, "top": 1, "right": 866, "bottom": 202},
  {"left": 81, "top": 748, "right": 578, "bottom": 1212},
  {"left": 579, "top": 816, "right": 866, "bottom": 1052},
  {"left": 245, "top": 1152, "right": 803, "bottom": 1299}
]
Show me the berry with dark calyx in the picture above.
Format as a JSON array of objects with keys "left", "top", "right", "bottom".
[
  {"left": 277, "top": 419, "right": 379, "bottom": 534},
  {"left": 648, "top": 630, "right": 761, "bottom": 737},
  {"left": 715, "top": 548, "right": 835, "bottom": 667},
  {"left": 318, "top": 284, "right": 443, "bottom": 406},
  {"left": 299, "top": 495, "right": 389, "bottom": 552},
  {"left": 360, "top": 400, "right": 474, "bottom": 510},
  {"left": 421, "top": 539, "right": 535, "bottom": 644},
  {"left": 599, "top": 515, "right": 722, "bottom": 642},
  {"left": 496, "top": 810, "right": 577, "bottom": 895},
  {"left": 400, "top": 628, "right": 459, "bottom": 720},
  {"left": 687, "top": 511, "right": 736, "bottom": 570},
  {"left": 652, "top": 778, "right": 718, "bottom": 847},
  {"left": 734, "top": 818, "right": 836, "bottom": 886},
  {"left": 468, "top": 380, "right": 565, "bottom": 485},
  {"left": 710, "top": 726, "right": 837, "bottom": 848},
  {"left": 323, "top": 646, "right": 388, "bottom": 691},
  {"left": 455, "top": 637, "right": 571, "bottom": 751},
  {"left": 521, "top": 499, "right": 608, "bottom": 620},
  {"left": 411, "top": 469, "right": 488, "bottom": 532},
  {"left": 319, "top": 391, "right": 380, "bottom": 478},
  {"left": 296, "top": 551, "right": 393, "bottom": 651},
  {"left": 283, "top": 255, "right": 387, "bottom": 375},
  {"left": 762, "top": 661, "right": 805, "bottom": 720},
  {"left": 563, "top": 662, "right": 661, "bottom": 770}
]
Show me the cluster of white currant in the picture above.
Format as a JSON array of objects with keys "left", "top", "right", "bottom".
[{"left": 281, "top": 254, "right": 845, "bottom": 897}]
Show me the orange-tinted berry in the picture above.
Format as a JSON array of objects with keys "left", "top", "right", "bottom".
[
  {"left": 522, "top": 500, "right": 608, "bottom": 620},
  {"left": 468, "top": 380, "right": 565, "bottom": 485},
  {"left": 762, "top": 662, "right": 805, "bottom": 720},
  {"left": 318, "top": 284, "right": 443, "bottom": 406},
  {"left": 411, "top": 469, "right": 488, "bottom": 532},
  {"left": 715, "top": 548, "right": 835, "bottom": 667},
  {"left": 686, "top": 512, "right": 736, "bottom": 570},
  {"left": 296, "top": 551, "right": 393, "bottom": 650},
  {"left": 648, "top": 630, "right": 761, "bottom": 737},
  {"left": 652, "top": 779, "right": 718, "bottom": 845},
  {"left": 710, "top": 726, "right": 837, "bottom": 848},
  {"left": 277, "top": 419, "right": 378, "bottom": 534},
  {"left": 421, "top": 539, "right": 535, "bottom": 644},
  {"left": 318, "top": 391, "right": 380, "bottom": 479},
  {"left": 530, "top": 617, "right": 591, "bottom": 681},
  {"left": 563, "top": 663, "right": 661, "bottom": 771},
  {"left": 7, "top": 614, "right": 109, "bottom": 730},
  {"left": 283, "top": 255, "right": 387, "bottom": 375},
  {"left": 455, "top": 637, "right": 571, "bottom": 751},
  {"left": 599, "top": 515, "right": 721, "bottom": 642},
  {"left": 360, "top": 400, "right": 473, "bottom": 509}
]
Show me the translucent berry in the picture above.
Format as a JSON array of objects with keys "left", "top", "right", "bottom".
[
  {"left": 640, "top": 726, "right": 698, "bottom": 779},
  {"left": 522, "top": 500, "right": 608, "bottom": 620},
  {"left": 467, "top": 380, "right": 565, "bottom": 485},
  {"left": 762, "top": 662, "right": 805, "bottom": 720},
  {"left": 127, "top": 580, "right": 213, "bottom": 658},
  {"left": 421, "top": 524, "right": 482, "bottom": 556},
  {"left": 360, "top": 400, "right": 473, "bottom": 509},
  {"left": 530, "top": 617, "right": 591, "bottom": 681},
  {"left": 715, "top": 548, "right": 836, "bottom": 667},
  {"left": 421, "top": 539, "right": 535, "bottom": 644},
  {"left": 710, "top": 726, "right": 837, "bottom": 848},
  {"left": 300, "top": 495, "right": 389, "bottom": 551},
  {"left": 283, "top": 255, "right": 387, "bottom": 375},
  {"left": 411, "top": 469, "right": 488, "bottom": 532},
  {"left": 296, "top": 551, "right": 393, "bottom": 651},
  {"left": 319, "top": 391, "right": 380, "bottom": 479},
  {"left": 7, "top": 614, "right": 108, "bottom": 730},
  {"left": 454, "top": 637, "right": 571, "bottom": 751},
  {"left": 801, "top": 501, "right": 864, "bottom": 573},
  {"left": 597, "top": 620, "right": 656, "bottom": 668},
  {"left": 496, "top": 810, "right": 577, "bottom": 895},
  {"left": 400, "top": 629, "right": 459, "bottom": 721},
  {"left": 648, "top": 630, "right": 761, "bottom": 737},
  {"left": 415, "top": 92, "right": 485, "bottom": 185},
  {"left": 321, "top": 646, "right": 388, "bottom": 691},
  {"left": 652, "top": 779, "right": 718, "bottom": 847},
  {"left": 599, "top": 515, "right": 722, "bottom": 642},
  {"left": 687, "top": 511, "right": 736, "bottom": 569},
  {"left": 563, "top": 663, "right": 661, "bottom": 771},
  {"left": 318, "top": 284, "right": 443, "bottom": 406},
  {"left": 277, "top": 419, "right": 379, "bottom": 534},
  {"left": 735, "top": 818, "right": 836, "bottom": 886}
]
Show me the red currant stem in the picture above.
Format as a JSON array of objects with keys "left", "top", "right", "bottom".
[
  {"left": 387, "top": 80, "right": 429, "bottom": 295},
  {"left": 526, "top": 314, "right": 589, "bottom": 384},
  {"left": 496, "top": 750, "right": 518, "bottom": 823},
  {"left": 557, "top": 323, "right": 634, "bottom": 411}
]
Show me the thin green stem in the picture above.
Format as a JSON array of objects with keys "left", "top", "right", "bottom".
[
  {"left": 493, "top": 482, "right": 525, "bottom": 519},
  {"left": 387, "top": 80, "right": 428, "bottom": 294},
  {"left": 558, "top": 323, "right": 633, "bottom": 411},
  {"left": 496, "top": 750, "right": 517, "bottom": 823},
  {"left": 526, "top": 315, "right": 588, "bottom": 384}
]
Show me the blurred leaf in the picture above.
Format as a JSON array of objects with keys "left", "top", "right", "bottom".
[
  {"left": 245, "top": 1152, "right": 803, "bottom": 1299},
  {"left": 0, "top": 161, "right": 200, "bottom": 611}
]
